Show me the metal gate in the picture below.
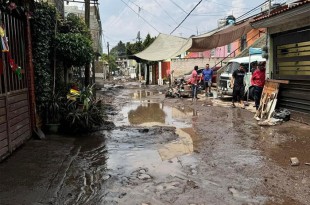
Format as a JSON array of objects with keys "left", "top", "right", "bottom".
[
  {"left": 273, "top": 27, "right": 310, "bottom": 118},
  {"left": 0, "top": 12, "right": 31, "bottom": 160}
]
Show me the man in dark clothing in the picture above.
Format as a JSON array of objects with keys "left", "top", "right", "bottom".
[{"left": 231, "top": 64, "right": 246, "bottom": 108}]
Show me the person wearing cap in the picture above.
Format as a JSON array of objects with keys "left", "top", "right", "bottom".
[
  {"left": 231, "top": 63, "right": 246, "bottom": 108},
  {"left": 251, "top": 61, "right": 266, "bottom": 110}
]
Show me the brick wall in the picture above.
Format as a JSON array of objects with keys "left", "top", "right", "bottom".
[{"left": 171, "top": 57, "right": 231, "bottom": 77}]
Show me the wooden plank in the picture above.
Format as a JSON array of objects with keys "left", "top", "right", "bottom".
[
  {"left": 9, "top": 111, "right": 29, "bottom": 127},
  {"left": 0, "top": 115, "right": 6, "bottom": 124},
  {"left": 267, "top": 79, "right": 289, "bottom": 84},
  {"left": 9, "top": 106, "right": 28, "bottom": 119},
  {"left": 9, "top": 118, "right": 29, "bottom": 133},
  {"left": 277, "top": 41, "right": 310, "bottom": 49},
  {"left": 11, "top": 123, "right": 30, "bottom": 141},
  {"left": 8, "top": 100, "right": 28, "bottom": 111},
  {"left": 0, "top": 123, "right": 6, "bottom": 133},
  {"left": 0, "top": 130, "right": 7, "bottom": 141},
  {"left": 0, "top": 138, "right": 8, "bottom": 149},
  {"left": 0, "top": 107, "right": 6, "bottom": 116},
  {"left": 0, "top": 99, "right": 5, "bottom": 108},
  {"left": 11, "top": 130, "right": 30, "bottom": 150},
  {"left": 0, "top": 146, "right": 9, "bottom": 159},
  {"left": 7, "top": 93, "right": 27, "bottom": 104}
]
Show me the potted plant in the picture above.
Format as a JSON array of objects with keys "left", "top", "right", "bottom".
[{"left": 45, "top": 92, "right": 62, "bottom": 133}]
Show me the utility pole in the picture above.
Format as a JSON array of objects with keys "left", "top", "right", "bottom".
[
  {"left": 84, "top": 0, "right": 90, "bottom": 86},
  {"left": 107, "top": 42, "right": 110, "bottom": 78},
  {"left": 268, "top": 0, "right": 272, "bottom": 15}
]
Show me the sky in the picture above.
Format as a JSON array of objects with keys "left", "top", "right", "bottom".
[{"left": 68, "top": 0, "right": 287, "bottom": 53}]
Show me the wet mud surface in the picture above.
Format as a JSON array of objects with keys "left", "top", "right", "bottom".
[{"left": 1, "top": 82, "right": 309, "bottom": 205}]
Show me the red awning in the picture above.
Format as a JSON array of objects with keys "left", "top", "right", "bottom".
[{"left": 189, "top": 19, "right": 252, "bottom": 52}]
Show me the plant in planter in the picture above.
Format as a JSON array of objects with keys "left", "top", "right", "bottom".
[
  {"left": 60, "top": 84, "right": 107, "bottom": 133},
  {"left": 45, "top": 92, "right": 63, "bottom": 133}
]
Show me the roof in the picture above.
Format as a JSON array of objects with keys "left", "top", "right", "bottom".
[
  {"left": 135, "top": 33, "right": 192, "bottom": 61},
  {"left": 252, "top": 0, "right": 310, "bottom": 23}
]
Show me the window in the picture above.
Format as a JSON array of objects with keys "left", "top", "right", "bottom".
[
  {"left": 227, "top": 43, "right": 231, "bottom": 53},
  {"left": 240, "top": 34, "right": 247, "bottom": 51},
  {"left": 211, "top": 49, "right": 215, "bottom": 57}
]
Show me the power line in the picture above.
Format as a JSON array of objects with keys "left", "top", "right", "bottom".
[
  {"left": 120, "top": 0, "right": 160, "bottom": 33},
  {"left": 153, "top": 0, "right": 178, "bottom": 24},
  {"left": 236, "top": 0, "right": 268, "bottom": 20},
  {"left": 169, "top": 0, "right": 188, "bottom": 14},
  {"left": 170, "top": 0, "right": 203, "bottom": 35}
]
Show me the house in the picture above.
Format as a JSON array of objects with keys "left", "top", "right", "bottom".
[{"left": 251, "top": 0, "right": 310, "bottom": 122}]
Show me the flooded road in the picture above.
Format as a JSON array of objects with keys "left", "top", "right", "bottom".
[{"left": 55, "top": 84, "right": 310, "bottom": 205}]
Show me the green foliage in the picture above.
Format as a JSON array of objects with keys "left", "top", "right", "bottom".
[
  {"left": 58, "top": 13, "right": 90, "bottom": 38},
  {"left": 31, "top": 2, "right": 56, "bottom": 112},
  {"left": 46, "top": 92, "right": 63, "bottom": 124},
  {"left": 61, "top": 85, "right": 106, "bottom": 133},
  {"left": 55, "top": 33, "right": 93, "bottom": 67},
  {"left": 102, "top": 53, "right": 117, "bottom": 71},
  {"left": 143, "top": 33, "right": 156, "bottom": 48},
  {"left": 110, "top": 41, "right": 126, "bottom": 57}
]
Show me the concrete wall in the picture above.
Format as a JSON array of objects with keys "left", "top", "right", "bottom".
[{"left": 171, "top": 57, "right": 231, "bottom": 77}]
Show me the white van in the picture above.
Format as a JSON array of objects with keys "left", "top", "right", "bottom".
[{"left": 218, "top": 55, "right": 266, "bottom": 96}]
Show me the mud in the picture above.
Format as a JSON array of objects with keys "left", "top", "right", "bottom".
[
  {"left": 1, "top": 82, "right": 309, "bottom": 205},
  {"left": 55, "top": 82, "right": 310, "bottom": 205}
]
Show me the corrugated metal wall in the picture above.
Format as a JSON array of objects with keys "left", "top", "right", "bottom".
[{"left": 273, "top": 27, "right": 310, "bottom": 118}]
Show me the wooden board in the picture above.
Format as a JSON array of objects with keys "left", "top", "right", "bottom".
[{"left": 256, "top": 80, "right": 280, "bottom": 120}]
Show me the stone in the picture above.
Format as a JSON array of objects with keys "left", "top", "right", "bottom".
[
  {"left": 290, "top": 157, "right": 300, "bottom": 166},
  {"left": 138, "top": 173, "right": 151, "bottom": 180}
]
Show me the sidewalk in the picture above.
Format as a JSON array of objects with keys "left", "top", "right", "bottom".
[{"left": 0, "top": 135, "right": 79, "bottom": 205}]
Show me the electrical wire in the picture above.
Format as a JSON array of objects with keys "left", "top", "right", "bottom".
[
  {"left": 153, "top": 0, "right": 178, "bottom": 24},
  {"left": 120, "top": 0, "right": 161, "bottom": 33},
  {"left": 169, "top": 0, "right": 188, "bottom": 14},
  {"left": 235, "top": 0, "right": 268, "bottom": 20},
  {"left": 170, "top": 0, "right": 203, "bottom": 35}
]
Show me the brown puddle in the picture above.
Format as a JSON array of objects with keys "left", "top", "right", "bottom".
[
  {"left": 116, "top": 101, "right": 197, "bottom": 128},
  {"left": 130, "top": 90, "right": 154, "bottom": 99}
]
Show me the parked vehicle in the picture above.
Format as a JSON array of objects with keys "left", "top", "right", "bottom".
[{"left": 218, "top": 55, "right": 266, "bottom": 97}]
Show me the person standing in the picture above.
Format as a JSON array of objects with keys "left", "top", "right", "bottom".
[
  {"left": 251, "top": 61, "right": 266, "bottom": 110},
  {"left": 231, "top": 64, "right": 246, "bottom": 108},
  {"left": 190, "top": 65, "right": 199, "bottom": 100},
  {"left": 202, "top": 63, "right": 213, "bottom": 96}
]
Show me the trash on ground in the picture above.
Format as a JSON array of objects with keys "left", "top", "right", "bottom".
[
  {"left": 305, "top": 163, "right": 310, "bottom": 166},
  {"left": 258, "top": 118, "right": 283, "bottom": 126},
  {"left": 290, "top": 157, "right": 300, "bottom": 166},
  {"left": 272, "top": 108, "right": 291, "bottom": 121}
]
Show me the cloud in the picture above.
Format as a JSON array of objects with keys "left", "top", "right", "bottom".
[{"left": 101, "top": 0, "right": 265, "bottom": 52}]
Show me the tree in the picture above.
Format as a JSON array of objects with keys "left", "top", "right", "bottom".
[
  {"left": 102, "top": 53, "right": 117, "bottom": 72},
  {"left": 56, "top": 13, "right": 93, "bottom": 84},
  {"left": 143, "top": 33, "right": 155, "bottom": 48},
  {"left": 110, "top": 41, "right": 126, "bottom": 58}
]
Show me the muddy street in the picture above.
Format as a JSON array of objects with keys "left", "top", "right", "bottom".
[
  {"left": 0, "top": 82, "right": 309, "bottom": 205},
  {"left": 57, "top": 82, "right": 309, "bottom": 205}
]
